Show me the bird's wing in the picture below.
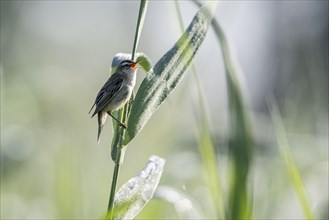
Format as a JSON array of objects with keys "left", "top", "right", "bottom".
[
  {"left": 91, "top": 73, "right": 124, "bottom": 117},
  {"left": 88, "top": 103, "right": 96, "bottom": 114}
]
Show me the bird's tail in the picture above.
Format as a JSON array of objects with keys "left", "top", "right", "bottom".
[
  {"left": 97, "top": 124, "right": 103, "bottom": 144},
  {"left": 97, "top": 112, "right": 107, "bottom": 143},
  {"left": 89, "top": 103, "right": 96, "bottom": 115}
]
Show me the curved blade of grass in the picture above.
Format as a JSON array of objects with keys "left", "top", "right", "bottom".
[
  {"left": 197, "top": 124, "right": 226, "bottom": 219},
  {"left": 105, "top": 156, "right": 165, "bottom": 220},
  {"left": 174, "top": 1, "right": 225, "bottom": 219},
  {"left": 192, "top": 1, "right": 255, "bottom": 218},
  {"left": 268, "top": 97, "right": 315, "bottom": 220},
  {"left": 123, "top": 1, "right": 217, "bottom": 145},
  {"left": 213, "top": 20, "right": 254, "bottom": 220},
  {"left": 110, "top": 53, "right": 153, "bottom": 161}
]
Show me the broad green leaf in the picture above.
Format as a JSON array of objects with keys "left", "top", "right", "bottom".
[
  {"left": 110, "top": 53, "right": 153, "bottom": 162},
  {"left": 123, "top": 2, "right": 217, "bottom": 145},
  {"left": 105, "top": 155, "right": 165, "bottom": 219}
]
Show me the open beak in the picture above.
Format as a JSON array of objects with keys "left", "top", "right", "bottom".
[{"left": 130, "top": 60, "right": 141, "bottom": 70}]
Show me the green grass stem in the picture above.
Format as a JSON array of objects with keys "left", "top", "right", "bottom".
[
  {"left": 131, "top": 0, "right": 148, "bottom": 61},
  {"left": 106, "top": 1, "right": 148, "bottom": 219}
]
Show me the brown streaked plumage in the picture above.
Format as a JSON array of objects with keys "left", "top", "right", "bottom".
[{"left": 89, "top": 59, "right": 139, "bottom": 143}]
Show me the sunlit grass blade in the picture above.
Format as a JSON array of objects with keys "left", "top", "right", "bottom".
[
  {"left": 174, "top": 1, "right": 225, "bottom": 219},
  {"left": 268, "top": 97, "right": 315, "bottom": 220},
  {"left": 123, "top": 1, "right": 218, "bottom": 145},
  {"left": 210, "top": 17, "right": 254, "bottom": 220},
  {"left": 192, "top": 1, "right": 255, "bottom": 218},
  {"left": 214, "top": 22, "right": 254, "bottom": 220},
  {"left": 105, "top": 156, "right": 165, "bottom": 220},
  {"left": 198, "top": 123, "right": 226, "bottom": 219},
  {"left": 225, "top": 62, "right": 254, "bottom": 220}
]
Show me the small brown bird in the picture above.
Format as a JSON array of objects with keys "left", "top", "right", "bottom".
[{"left": 89, "top": 59, "right": 140, "bottom": 143}]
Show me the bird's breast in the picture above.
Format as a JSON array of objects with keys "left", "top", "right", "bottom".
[{"left": 125, "top": 70, "right": 137, "bottom": 87}]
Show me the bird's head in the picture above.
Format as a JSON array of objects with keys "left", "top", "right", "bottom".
[{"left": 118, "top": 59, "right": 140, "bottom": 72}]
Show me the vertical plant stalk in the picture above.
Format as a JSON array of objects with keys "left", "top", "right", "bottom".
[
  {"left": 174, "top": 1, "right": 225, "bottom": 219},
  {"left": 107, "top": 108, "right": 128, "bottom": 218},
  {"left": 131, "top": 0, "right": 148, "bottom": 61},
  {"left": 107, "top": 0, "right": 148, "bottom": 219}
]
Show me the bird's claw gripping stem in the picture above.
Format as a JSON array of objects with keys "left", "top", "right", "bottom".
[{"left": 119, "top": 122, "right": 128, "bottom": 129}]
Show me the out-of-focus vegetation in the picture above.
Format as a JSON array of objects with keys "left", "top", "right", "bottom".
[{"left": 1, "top": 1, "right": 328, "bottom": 219}]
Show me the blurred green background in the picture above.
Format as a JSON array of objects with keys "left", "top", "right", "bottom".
[{"left": 1, "top": 1, "right": 328, "bottom": 219}]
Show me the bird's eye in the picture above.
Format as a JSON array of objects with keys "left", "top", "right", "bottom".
[{"left": 120, "top": 61, "right": 133, "bottom": 69}]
